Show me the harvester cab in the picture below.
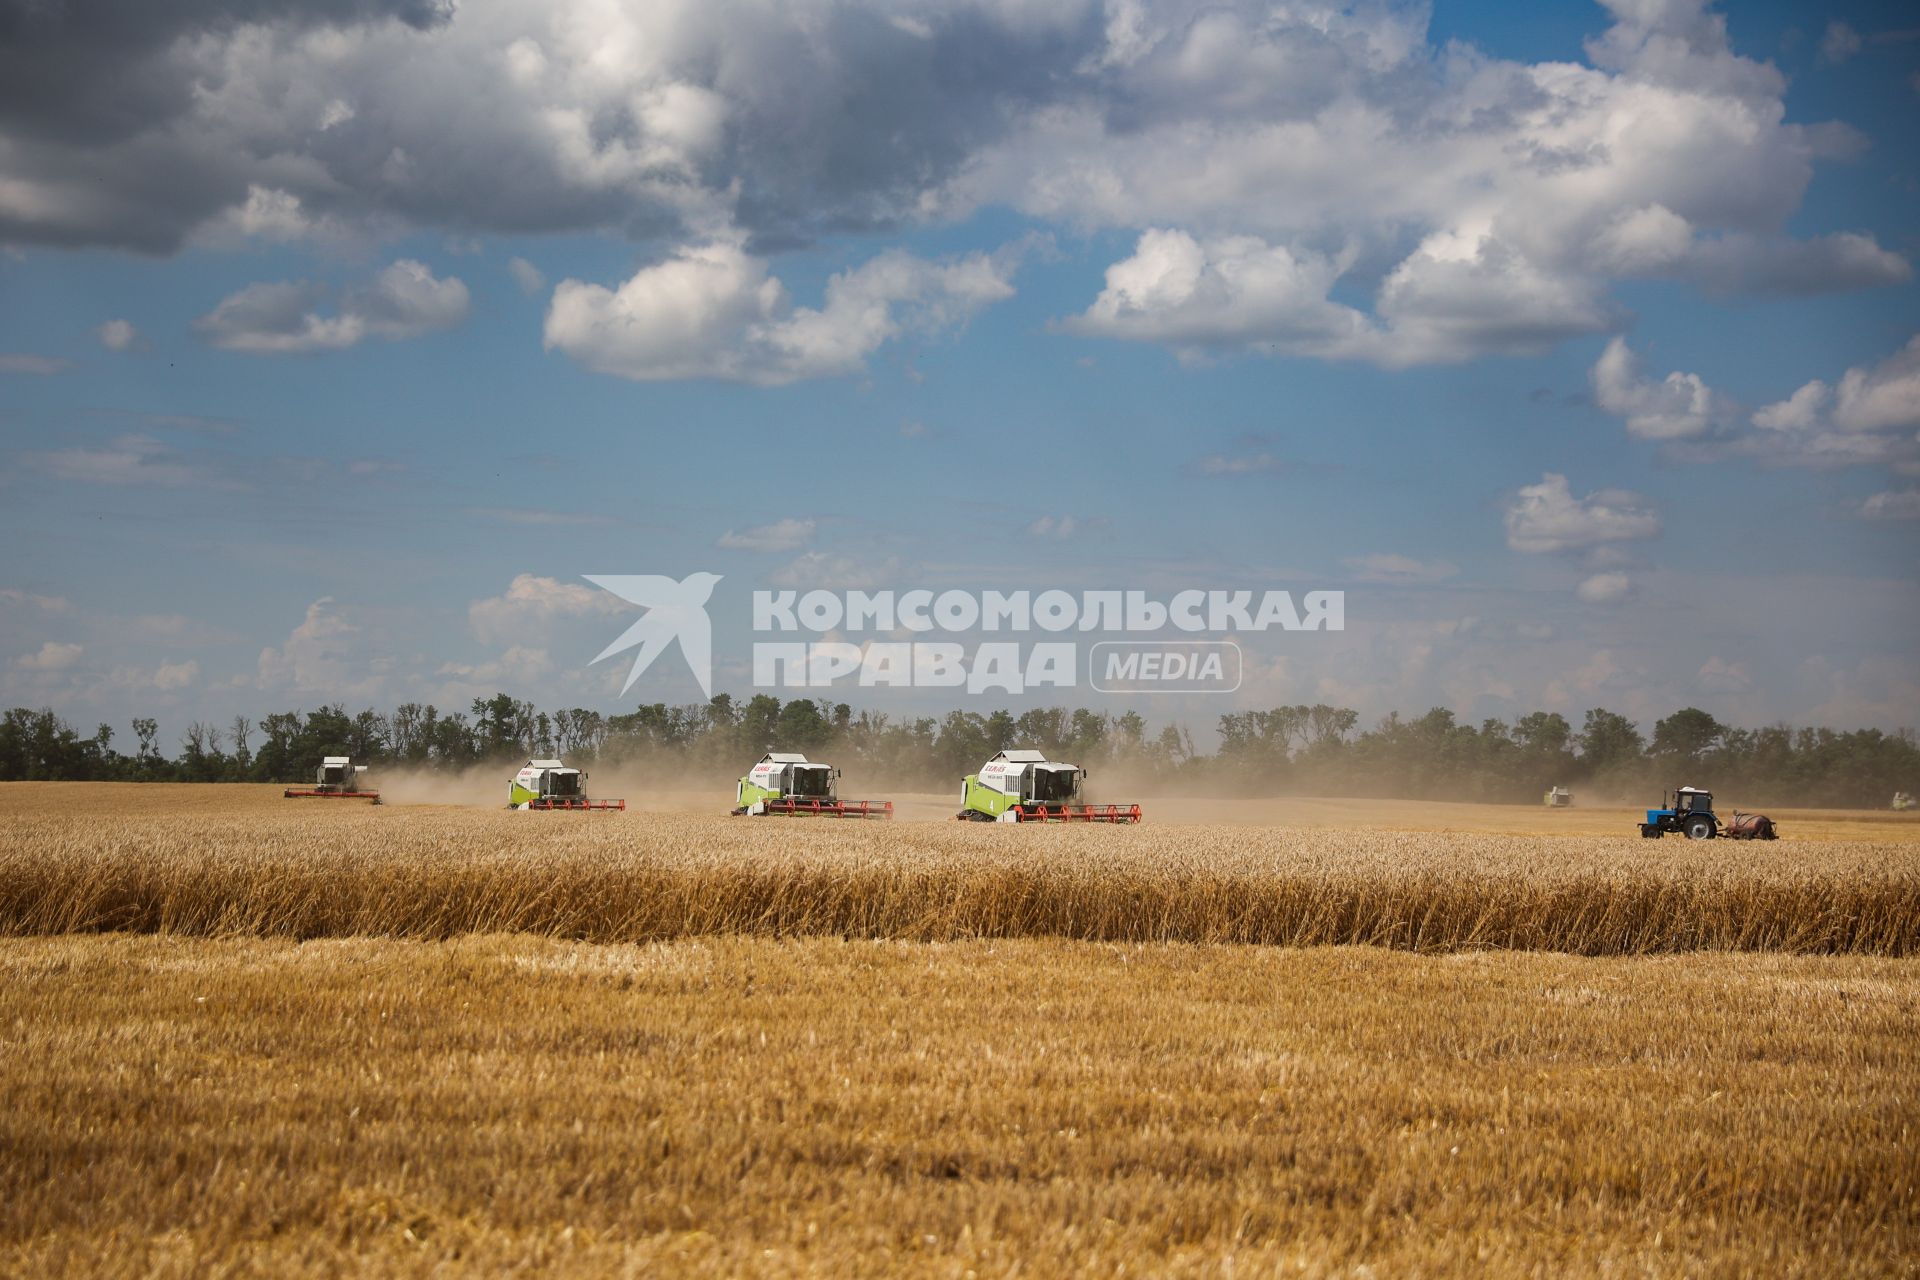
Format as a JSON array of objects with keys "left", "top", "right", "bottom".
[
  {"left": 510, "top": 758, "right": 625, "bottom": 811},
  {"left": 1639, "top": 786, "right": 1717, "bottom": 839},
  {"left": 732, "top": 753, "right": 892, "bottom": 818},
  {"left": 284, "top": 755, "right": 380, "bottom": 802},
  {"left": 957, "top": 749, "right": 1142, "bottom": 823}
]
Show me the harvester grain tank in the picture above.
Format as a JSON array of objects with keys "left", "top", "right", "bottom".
[
  {"left": 957, "top": 749, "right": 1142, "bottom": 823},
  {"left": 284, "top": 756, "right": 380, "bottom": 802},
  {"left": 731, "top": 752, "right": 892, "bottom": 818},
  {"left": 509, "top": 758, "right": 624, "bottom": 811}
]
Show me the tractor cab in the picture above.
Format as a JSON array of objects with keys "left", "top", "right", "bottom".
[
  {"left": 1640, "top": 786, "right": 1718, "bottom": 839},
  {"left": 1672, "top": 787, "right": 1711, "bottom": 813}
]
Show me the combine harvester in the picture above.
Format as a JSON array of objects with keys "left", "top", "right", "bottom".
[
  {"left": 509, "top": 758, "right": 625, "bottom": 811},
  {"left": 957, "top": 749, "right": 1141, "bottom": 823},
  {"left": 284, "top": 756, "right": 380, "bottom": 803},
  {"left": 731, "top": 752, "right": 892, "bottom": 818}
]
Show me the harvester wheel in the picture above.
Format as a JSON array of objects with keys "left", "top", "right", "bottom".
[{"left": 1684, "top": 816, "right": 1714, "bottom": 840}]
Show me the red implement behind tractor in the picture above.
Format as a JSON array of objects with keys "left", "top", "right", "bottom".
[{"left": 1721, "top": 811, "right": 1779, "bottom": 840}]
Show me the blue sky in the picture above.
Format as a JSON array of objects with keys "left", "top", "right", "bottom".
[{"left": 2, "top": 0, "right": 1916, "bottom": 746}]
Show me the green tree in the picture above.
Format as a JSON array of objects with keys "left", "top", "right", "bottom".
[
  {"left": 1514, "top": 711, "right": 1572, "bottom": 757},
  {"left": 1577, "top": 708, "right": 1643, "bottom": 774},
  {"left": 132, "top": 717, "right": 158, "bottom": 762},
  {"left": 1652, "top": 707, "right": 1724, "bottom": 762}
]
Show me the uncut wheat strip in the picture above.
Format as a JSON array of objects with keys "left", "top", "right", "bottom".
[{"left": 3, "top": 818, "right": 1918, "bottom": 952}]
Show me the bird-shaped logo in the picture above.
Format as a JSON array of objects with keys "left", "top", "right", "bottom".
[{"left": 584, "top": 572, "right": 723, "bottom": 697}]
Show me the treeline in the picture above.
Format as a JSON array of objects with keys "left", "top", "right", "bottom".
[{"left": 2, "top": 695, "right": 1916, "bottom": 807}]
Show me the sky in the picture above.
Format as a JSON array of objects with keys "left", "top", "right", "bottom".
[{"left": 1, "top": 0, "right": 1917, "bottom": 749}]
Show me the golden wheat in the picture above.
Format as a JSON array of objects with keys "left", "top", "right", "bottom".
[
  {"left": 3, "top": 935, "right": 1914, "bottom": 1277},
  {"left": 1, "top": 794, "right": 1915, "bottom": 951},
  {"left": 4, "top": 786, "right": 1916, "bottom": 1276}
]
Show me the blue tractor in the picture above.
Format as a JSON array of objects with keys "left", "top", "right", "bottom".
[{"left": 1639, "top": 786, "right": 1718, "bottom": 839}]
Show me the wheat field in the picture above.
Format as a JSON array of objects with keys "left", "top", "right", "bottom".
[
  {"left": 2, "top": 783, "right": 1917, "bottom": 1276},
  {"left": 3, "top": 784, "right": 1916, "bottom": 953}
]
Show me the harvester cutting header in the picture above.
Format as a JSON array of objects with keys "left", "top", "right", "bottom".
[
  {"left": 509, "top": 758, "right": 624, "bottom": 811},
  {"left": 958, "top": 749, "right": 1141, "bottom": 823},
  {"left": 732, "top": 753, "right": 892, "bottom": 818}
]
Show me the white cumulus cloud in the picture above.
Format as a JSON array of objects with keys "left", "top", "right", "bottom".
[
  {"left": 1065, "top": 229, "right": 1373, "bottom": 361},
  {"left": 437, "top": 646, "right": 553, "bottom": 686},
  {"left": 766, "top": 552, "right": 900, "bottom": 591},
  {"left": 469, "top": 573, "right": 625, "bottom": 646},
  {"left": 1830, "top": 335, "right": 1920, "bottom": 433},
  {"left": 1740, "top": 334, "right": 1920, "bottom": 474},
  {"left": 508, "top": 257, "right": 546, "bottom": 296},
  {"left": 1858, "top": 488, "right": 1920, "bottom": 521},
  {"left": 1590, "top": 337, "right": 1731, "bottom": 439},
  {"left": 95, "top": 318, "right": 139, "bottom": 351},
  {"left": 545, "top": 240, "right": 1016, "bottom": 384},
  {"left": 255, "top": 599, "right": 362, "bottom": 695},
  {"left": 0, "top": 0, "right": 1898, "bottom": 381},
  {"left": 14, "top": 641, "right": 83, "bottom": 672},
  {"left": 1505, "top": 473, "right": 1661, "bottom": 554},
  {"left": 198, "top": 260, "right": 470, "bottom": 353},
  {"left": 1068, "top": 227, "right": 1620, "bottom": 367}
]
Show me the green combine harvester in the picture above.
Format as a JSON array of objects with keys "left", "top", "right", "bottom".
[
  {"left": 508, "top": 758, "right": 625, "bottom": 811},
  {"left": 957, "top": 749, "right": 1141, "bottom": 823},
  {"left": 732, "top": 752, "right": 892, "bottom": 818}
]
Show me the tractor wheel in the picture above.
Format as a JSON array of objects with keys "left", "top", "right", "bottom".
[{"left": 1684, "top": 816, "right": 1715, "bottom": 840}]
